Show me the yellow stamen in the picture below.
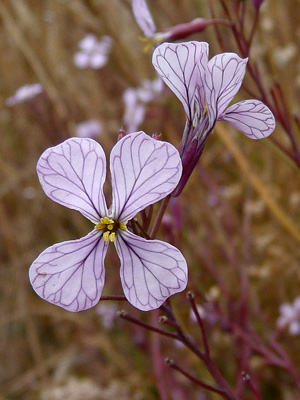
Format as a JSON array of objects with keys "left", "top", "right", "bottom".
[
  {"left": 95, "top": 217, "right": 127, "bottom": 241},
  {"left": 95, "top": 223, "right": 106, "bottom": 230},
  {"left": 103, "top": 231, "right": 110, "bottom": 242}
]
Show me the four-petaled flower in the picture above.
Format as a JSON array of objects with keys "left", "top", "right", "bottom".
[
  {"left": 277, "top": 297, "right": 300, "bottom": 335},
  {"left": 73, "top": 34, "right": 113, "bottom": 69},
  {"left": 29, "top": 132, "right": 188, "bottom": 312},
  {"left": 152, "top": 41, "right": 276, "bottom": 195}
]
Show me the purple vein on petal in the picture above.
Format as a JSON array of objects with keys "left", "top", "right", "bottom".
[
  {"left": 115, "top": 230, "right": 187, "bottom": 311},
  {"left": 110, "top": 132, "right": 182, "bottom": 222},
  {"left": 30, "top": 230, "right": 108, "bottom": 312},
  {"left": 37, "top": 138, "right": 107, "bottom": 223}
]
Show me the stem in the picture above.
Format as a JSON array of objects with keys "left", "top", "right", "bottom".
[
  {"left": 150, "top": 310, "right": 169, "bottom": 400},
  {"left": 242, "top": 372, "right": 264, "bottom": 400},
  {"left": 100, "top": 295, "right": 127, "bottom": 301},
  {"left": 117, "top": 310, "right": 178, "bottom": 339},
  {"left": 187, "top": 292, "right": 210, "bottom": 356},
  {"left": 161, "top": 304, "right": 239, "bottom": 400},
  {"left": 150, "top": 195, "right": 171, "bottom": 239},
  {"left": 166, "top": 358, "right": 227, "bottom": 397}
]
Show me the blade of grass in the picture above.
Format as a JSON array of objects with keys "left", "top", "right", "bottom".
[{"left": 216, "top": 125, "right": 300, "bottom": 244}]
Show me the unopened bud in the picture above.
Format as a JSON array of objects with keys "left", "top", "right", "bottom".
[
  {"left": 252, "top": 0, "right": 264, "bottom": 9},
  {"left": 116, "top": 310, "right": 127, "bottom": 317},
  {"left": 168, "top": 18, "right": 208, "bottom": 42},
  {"left": 165, "top": 357, "right": 175, "bottom": 366},
  {"left": 118, "top": 128, "right": 127, "bottom": 140},
  {"left": 152, "top": 133, "right": 161, "bottom": 140},
  {"left": 159, "top": 315, "right": 168, "bottom": 323}
]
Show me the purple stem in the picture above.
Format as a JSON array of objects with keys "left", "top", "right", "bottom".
[{"left": 166, "top": 358, "right": 227, "bottom": 397}]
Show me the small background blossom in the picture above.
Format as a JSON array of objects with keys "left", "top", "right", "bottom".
[
  {"left": 122, "top": 77, "right": 163, "bottom": 132},
  {"left": 277, "top": 297, "right": 300, "bottom": 335},
  {"left": 76, "top": 119, "right": 102, "bottom": 138},
  {"left": 6, "top": 83, "right": 43, "bottom": 106},
  {"left": 73, "top": 34, "right": 113, "bottom": 69},
  {"left": 96, "top": 303, "right": 118, "bottom": 329}
]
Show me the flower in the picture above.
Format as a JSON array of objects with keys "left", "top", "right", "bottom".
[
  {"left": 277, "top": 297, "right": 300, "bottom": 335},
  {"left": 122, "top": 78, "right": 163, "bottom": 133},
  {"left": 6, "top": 83, "right": 43, "bottom": 106},
  {"left": 73, "top": 34, "right": 113, "bottom": 69},
  {"left": 76, "top": 120, "right": 102, "bottom": 138},
  {"left": 131, "top": 0, "right": 208, "bottom": 47},
  {"left": 132, "top": 0, "right": 157, "bottom": 38},
  {"left": 29, "top": 132, "right": 187, "bottom": 312},
  {"left": 96, "top": 303, "right": 118, "bottom": 329},
  {"left": 152, "top": 41, "right": 276, "bottom": 195}
]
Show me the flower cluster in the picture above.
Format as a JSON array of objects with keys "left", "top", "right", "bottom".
[
  {"left": 152, "top": 41, "right": 276, "bottom": 195},
  {"left": 73, "top": 34, "right": 113, "bottom": 69},
  {"left": 29, "top": 132, "right": 187, "bottom": 312}
]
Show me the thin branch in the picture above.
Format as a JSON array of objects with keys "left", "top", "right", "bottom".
[
  {"left": 150, "top": 195, "right": 171, "bottom": 239},
  {"left": 100, "top": 295, "right": 127, "bottom": 301},
  {"left": 166, "top": 358, "right": 227, "bottom": 398},
  {"left": 187, "top": 292, "right": 210, "bottom": 356},
  {"left": 242, "top": 372, "right": 264, "bottom": 400},
  {"left": 117, "top": 310, "right": 178, "bottom": 339}
]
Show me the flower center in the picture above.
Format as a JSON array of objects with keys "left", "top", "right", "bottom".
[{"left": 95, "top": 217, "right": 126, "bottom": 242}]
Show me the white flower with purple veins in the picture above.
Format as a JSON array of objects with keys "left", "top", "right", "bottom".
[
  {"left": 152, "top": 41, "right": 275, "bottom": 194},
  {"left": 6, "top": 83, "right": 43, "bottom": 106},
  {"left": 277, "top": 297, "right": 300, "bottom": 335},
  {"left": 29, "top": 132, "right": 188, "bottom": 312},
  {"left": 74, "top": 34, "right": 113, "bottom": 69},
  {"left": 76, "top": 120, "right": 102, "bottom": 138}
]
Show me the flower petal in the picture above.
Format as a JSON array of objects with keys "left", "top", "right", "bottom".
[
  {"left": 37, "top": 138, "right": 107, "bottom": 224},
  {"left": 220, "top": 100, "right": 275, "bottom": 139},
  {"left": 132, "top": 0, "right": 156, "bottom": 37},
  {"left": 29, "top": 231, "right": 108, "bottom": 312},
  {"left": 152, "top": 42, "right": 208, "bottom": 122},
  {"left": 110, "top": 132, "right": 182, "bottom": 222},
  {"left": 115, "top": 230, "right": 188, "bottom": 311},
  {"left": 205, "top": 53, "right": 248, "bottom": 121}
]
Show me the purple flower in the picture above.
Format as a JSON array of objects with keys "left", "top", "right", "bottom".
[
  {"left": 132, "top": 0, "right": 156, "bottom": 38},
  {"left": 122, "top": 88, "right": 146, "bottom": 133},
  {"left": 76, "top": 120, "right": 102, "bottom": 138},
  {"left": 152, "top": 41, "right": 276, "bottom": 195},
  {"left": 277, "top": 297, "right": 300, "bottom": 335},
  {"left": 73, "top": 34, "right": 113, "bottom": 69},
  {"left": 6, "top": 83, "right": 43, "bottom": 106},
  {"left": 131, "top": 0, "right": 208, "bottom": 46},
  {"left": 122, "top": 78, "right": 163, "bottom": 133},
  {"left": 29, "top": 132, "right": 187, "bottom": 312}
]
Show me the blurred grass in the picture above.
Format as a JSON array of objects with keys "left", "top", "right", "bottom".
[{"left": 1, "top": 0, "right": 300, "bottom": 399}]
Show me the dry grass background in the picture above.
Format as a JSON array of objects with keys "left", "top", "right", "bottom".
[{"left": 1, "top": 0, "right": 300, "bottom": 399}]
